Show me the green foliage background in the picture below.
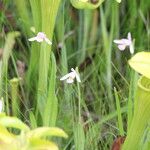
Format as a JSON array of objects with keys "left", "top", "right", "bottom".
[{"left": 0, "top": 0, "right": 150, "bottom": 149}]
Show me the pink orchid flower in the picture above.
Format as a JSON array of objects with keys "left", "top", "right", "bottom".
[
  {"left": 114, "top": 32, "right": 134, "bottom": 54},
  {"left": 28, "top": 32, "right": 52, "bottom": 45}
]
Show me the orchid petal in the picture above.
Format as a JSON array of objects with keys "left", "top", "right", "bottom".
[
  {"left": 118, "top": 45, "right": 126, "bottom": 51},
  {"left": 28, "top": 37, "right": 37, "bottom": 41},
  {"left": 127, "top": 32, "right": 132, "bottom": 41},
  {"left": 129, "top": 44, "right": 134, "bottom": 54},
  {"left": 37, "top": 32, "right": 46, "bottom": 38},
  {"left": 75, "top": 74, "right": 81, "bottom": 82},
  {"left": 114, "top": 39, "right": 124, "bottom": 44},
  {"left": 66, "top": 78, "right": 74, "bottom": 84},
  {"left": 71, "top": 68, "right": 81, "bottom": 82},
  {"left": 45, "top": 38, "right": 52, "bottom": 45},
  {"left": 114, "top": 39, "right": 130, "bottom": 45},
  {"left": 36, "top": 37, "right": 44, "bottom": 42},
  {"left": 60, "top": 72, "right": 74, "bottom": 81}
]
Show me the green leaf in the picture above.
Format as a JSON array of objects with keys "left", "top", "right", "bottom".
[
  {"left": 44, "top": 52, "right": 57, "bottom": 126},
  {"left": 29, "top": 111, "right": 37, "bottom": 129},
  {"left": 3, "top": 32, "right": 20, "bottom": 68},
  {"left": 74, "top": 123, "right": 85, "bottom": 150},
  {"left": 128, "top": 52, "right": 150, "bottom": 79},
  {"left": 27, "top": 127, "right": 68, "bottom": 139},
  {"left": 0, "top": 116, "right": 30, "bottom": 131}
]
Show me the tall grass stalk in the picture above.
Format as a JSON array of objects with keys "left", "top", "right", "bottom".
[
  {"left": 127, "top": 70, "right": 138, "bottom": 131},
  {"left": 100, "top": 1, "right": 118, "bottom": 111},
  {"left": 26, "top": 0, "right": 41, "bottom": 98},
  {"left": 100, "top": 6, "right": 111, "bottom": 99},
  {"left": 78, "top": 10, "right": 92, "bottom": 65},
  {"left": 43, "top": 53, "right": 58, "bottom": 126},
  {"left": 74, "top": 80, "right": 85, "bottom": 150},
  {"left": 114, "top": 87, "right": 124, "bottom": 136},
  {"left": 14, "top": 0, "right": 30, "bottom": 35},
  {"left": 56, "top": 2, "right": 73, "bottom": 132}
]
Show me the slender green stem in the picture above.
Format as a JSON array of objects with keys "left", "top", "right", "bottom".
[
  {"left": 114, "top": 87, "right": 124, "bottom": 136},
  {"left": 77, "top": 81, "right": 81, "bottom": 122}
]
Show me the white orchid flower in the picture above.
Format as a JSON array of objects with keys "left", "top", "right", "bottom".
[
  {"left": 0, "top": 99, "right": 3, "bottom": 113},
  {"left": 28, "top": 32, "right": 52, "bottom": 45},
  {"left": 114, "top": 32, "right": 134, "bottom": 54},
  {"left": 60, "top": 68, "right": 81, "bottom": 84}
]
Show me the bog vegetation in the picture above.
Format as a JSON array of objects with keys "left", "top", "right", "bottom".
[{"left": 0, "top": 0, "right": 150, "bottom": 150}]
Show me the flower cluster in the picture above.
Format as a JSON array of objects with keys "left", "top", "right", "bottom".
[{"left": 28, "top": 30, "right": 134, "bottom": 84}]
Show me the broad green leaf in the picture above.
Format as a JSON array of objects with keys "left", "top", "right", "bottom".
[
  {"left": 29, "top": 138, "right": 58, "bottom": 150},
  {"left": 44, "top": 52, "right": 57, "bottom": 126},
  {"left": 27, "top": 127, "right": 68, "bottom": 139},
  {"left": 0, "top": 116, "right": 30, "bottom": 131},
  {"left": 128, "top": 52, "right": 150, "bottom": 79}
]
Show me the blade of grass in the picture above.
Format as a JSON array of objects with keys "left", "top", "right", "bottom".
[
  {"left": 43, "top": 52, "right": 58, "bottom": 126},
  {"left": 114, "top": 87, "right": 124, "bottom": 136},
  {"left": 14, "top": 0, "right": 30, "bottom": 35}
]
